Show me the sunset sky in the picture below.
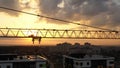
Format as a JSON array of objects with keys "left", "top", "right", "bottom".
[{"left": 0, "top": 0, "right": 120, "bottom": 46}]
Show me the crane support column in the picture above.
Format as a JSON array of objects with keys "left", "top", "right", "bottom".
[{"left": 32, "top": 37, "right": 42, "bottom": 44}]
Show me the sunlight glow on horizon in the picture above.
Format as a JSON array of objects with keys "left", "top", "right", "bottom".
[{"left": 0, "top": 38, "right": 120, "bottom": 46}]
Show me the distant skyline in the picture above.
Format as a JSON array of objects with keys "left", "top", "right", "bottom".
[{"left": 0, "top": 0, "right": 120, "bottom": 46}]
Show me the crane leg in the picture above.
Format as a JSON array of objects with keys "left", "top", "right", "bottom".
[
  {"left": 38, "top": 37, "right": 41, "bottom": 44},
  {"left": 32, "top": 38, "right": 34, "bottom": 44},
  {"left": 32, "top": 37, "right": 41, "bottom": 44}
]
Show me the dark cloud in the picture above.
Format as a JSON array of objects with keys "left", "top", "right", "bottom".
[
  {"left": 39, "top": 0, "right": 120, "bottom": 29},
  {"left": 39, "top": 0, "right": 110, "bottom": 21},
  {"left": 0, "top": 0, "right": 20, "bottom": 16},
  {"left": 40, "top": 0, "right": 120, "bottom": 29},
  {"left": 39, "top": 0, "right": 61, "bottom": 16},
  {"left": 90, "top": 13, "right": 108, "bottom": 27},
  {"left": 81, "top": 0, "right": 108, "bottom": 16},
  {"left": 108, "top": 7, "right": 120, "bottom": 27},
  {"left": 90, "top": 1, "right": 120, "bottom": 29},
  {"left": 64, "top": 0, "right": 85, "bottom": 8}
]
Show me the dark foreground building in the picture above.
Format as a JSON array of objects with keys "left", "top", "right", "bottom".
[
  {"left": 0, "top": 54, "right": 48, "bottom": 68},
  {"left": 63, "top": 54, "right": 115, "bottom": 68}
]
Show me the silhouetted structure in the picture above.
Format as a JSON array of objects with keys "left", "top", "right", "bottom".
[{"left": 63, "top": 54, "right": 115, "bottom": 68}]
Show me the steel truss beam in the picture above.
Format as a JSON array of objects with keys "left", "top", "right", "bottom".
[{"left": 0, "top": 28, "right": 120, "bottom": 39}]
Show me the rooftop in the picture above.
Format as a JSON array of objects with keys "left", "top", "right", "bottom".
[{"left": 0, "top": 54, "right": 47, "bottom": 62}]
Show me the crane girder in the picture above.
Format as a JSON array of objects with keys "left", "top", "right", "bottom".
[{"left": 0, "top": 28, "right": 120, "bottom": 39}]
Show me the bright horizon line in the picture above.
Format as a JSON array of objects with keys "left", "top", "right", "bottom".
[{"left": 0, "top": 43, "right": 120, "bottom": 46}]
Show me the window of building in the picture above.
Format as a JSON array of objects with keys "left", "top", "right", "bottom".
[
  {"left": 6, "top": 65, "right": 11, "bottom": 68},
  {"left": 87, "top": 62, "right": 89, "bottom": 65},
  {"left": 39, "top": 64, "right": 43, "bottom": 67},
  {"left": 80, "top": 62, "right": 83, "bottom": 66},
  {"left": 0, "top": 65, "right": 1, "bottom": 68},
  {"left": 30, "top": 64, "right": 35, "bottom": 68},
  {"left": 75, "top": 62, "right": 79, "bottom": 65},
  {"left": 109, "top": 61, "right": 114, "bottom": 64},
  {"left": 109, "top": 66, "right": 113, "bottom": 68},
  {"left": 39, "top": 64, "right": 46, "bottom": 68},
  {"left": 98, "top": 66, "right": 104, "bottom": 68}
]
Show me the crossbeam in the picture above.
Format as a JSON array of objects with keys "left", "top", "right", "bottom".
[{"left": 0, "top": 28, "right": 120, "bottom": 39}]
